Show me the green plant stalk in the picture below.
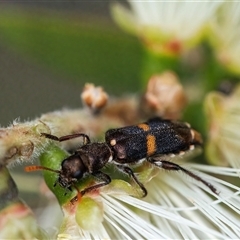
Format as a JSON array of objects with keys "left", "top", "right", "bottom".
[
  {"left": 200, "top": 44, "right": 229, "bottom": 93},
  {"left": 39, "top": 144, "right": 74, "bottom": 206}
]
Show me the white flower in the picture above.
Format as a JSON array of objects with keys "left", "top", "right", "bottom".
[
  {"left": 204, "top": 85, "right": 240, "bottom": 170},
  {"left": 111, "top": 1, "right": 222, "bottom": 56},
  {"left": 54, "top": 163, "right": 240, "bottom": 239},
  {"left": 208, "top": 2, "right": 240, "bottom": 74}
]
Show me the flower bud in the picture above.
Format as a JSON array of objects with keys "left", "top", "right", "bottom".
[
  {"left": 81, "top": 83, "right": 108, "bottom": 113},
  {"left": 142, "top": 71, "right": 187, "bottom": 119}
]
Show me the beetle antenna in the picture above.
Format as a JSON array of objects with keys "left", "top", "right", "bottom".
[{"left": 25, "top": 165, "right": 60, "bottom": 174}]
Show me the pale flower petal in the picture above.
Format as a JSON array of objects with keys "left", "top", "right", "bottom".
[
  {"left": 112, "top": 1, "right": 222, "bottom": 55},
  {"left": 204, "top": 85, "right": 240, "bottom": 169},
  {"left": 55, "top": 163, "right": 240, "bottom": 239},
  {"left": 209, "top": 2, "right": 240, "bottom": 74}
]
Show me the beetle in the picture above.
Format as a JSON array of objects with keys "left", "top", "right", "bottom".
[{"left": 26, "top": 117, "right": 218, "bottom": 199}]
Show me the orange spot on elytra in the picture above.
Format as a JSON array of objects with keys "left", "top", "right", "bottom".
[
  {"left": 146, "top": 134, "right": 156, "bottom": 156},
  {"left": 138, "top": 123, "right": 150, "bottom": 131}
]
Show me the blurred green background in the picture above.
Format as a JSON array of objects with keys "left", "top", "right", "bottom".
[{"left": 0, "top": 1, "right": 142, "bottom": 126}]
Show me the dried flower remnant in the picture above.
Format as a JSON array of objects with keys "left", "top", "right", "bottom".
[
  {"left": 111, "top": 1, "right": 222, "bottom": 56},
  {"left": 81, "top": 83, "right": 108, "bottom": 114},
  {"left": 141, "top": 72, "right": 187, "bottom": 119},
  {"left": 0, "top": 120, "right": 51, "bottom": 166},
  {"left": 103, "top": 96, "right": 139, "bottom": 125},
  {"left": 204, "top": 84, "right": 240, "bottom": 169},
  {"left": 208, "top": 2, "right": 240, "bottom": 74}
]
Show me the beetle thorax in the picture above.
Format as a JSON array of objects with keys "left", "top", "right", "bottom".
[{"left": 78, "top": 143, "right": 113, "bottom": 173}]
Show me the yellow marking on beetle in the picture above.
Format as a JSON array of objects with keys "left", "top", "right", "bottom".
[
  {"left": 191, "top": 129, "right": 203, "bottom": 144},
  {"left": 146, "top": 134, "right": 156, "bottom": 156},
  {"left": 190, "top": 145, "right": 195, "bottom": 151},
  {"left": 138, "top": 123, "right": 150, "bottom": 132},
  {"left": 110, "top": 139, "right": 116, "bottom": 146}
]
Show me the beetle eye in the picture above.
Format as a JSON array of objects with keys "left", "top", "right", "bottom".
[{"left": 72, "top": 170, "right": 83, "bottom": 179}]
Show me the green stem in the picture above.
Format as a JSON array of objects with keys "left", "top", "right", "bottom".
[
  {"left": 39, "top": 144, "right": 73, "bottom": 205},
  {"left": 39, "top": 144, "right": 97, "bottom": 206},
  {"left": 200, "top": 44, "right": 228, "bottom": 93}
]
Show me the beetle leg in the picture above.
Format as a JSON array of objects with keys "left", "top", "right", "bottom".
[
  {"left": 149, "top": 158, "right": 218, "bottom": 194},
  {"left": 116, "top": 165, "right": 147, "bottom": 197},
  {"left": 80, "top": 171, "right": 111, "bottom": 196},
  {"left": 69, "top": 172, "right": 111, "bottom": 203},
  {"left": 41, "top": 133, "right": 91, "bottom": 144}
]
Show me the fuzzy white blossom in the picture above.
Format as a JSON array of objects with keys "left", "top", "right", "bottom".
[
  {"left": 111, "top": 1, "right": 222, "bottom": 56},
  {"left": 38, "top": 163, "right": 240, "bottom": 239},
  {"left": 208, "top": 2, "right": 240, "bottom": 74},
  {"left": 205, "top": 85, "right": 240, "bottom": 170}
]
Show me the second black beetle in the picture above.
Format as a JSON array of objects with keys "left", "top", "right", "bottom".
[{"left": 29, "top": 117, "right": 218, "bottom": 198}]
